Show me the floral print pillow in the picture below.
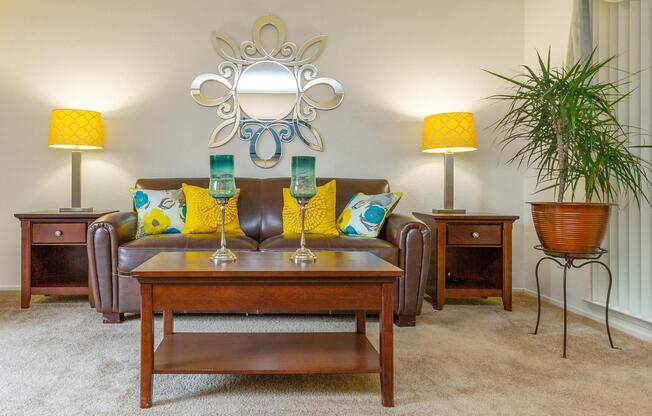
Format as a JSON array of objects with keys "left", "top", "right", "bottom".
[
  {"left": 130, "top": 188, "right": 185, "bottom": 238},
  {"left": 337, "top": 192, "right": 403, "bottom": 237}
]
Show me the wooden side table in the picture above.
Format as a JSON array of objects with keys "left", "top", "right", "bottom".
[
  {"left": 14, "top": 210, "right": 116, "bottom": 308},
  {"left": 413, "top": 212, "right": 519, "bottom": 310}
]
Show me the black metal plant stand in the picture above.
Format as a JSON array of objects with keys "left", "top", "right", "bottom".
[{"left": 532, "top": 245, "right": 619, "bottom": 358}]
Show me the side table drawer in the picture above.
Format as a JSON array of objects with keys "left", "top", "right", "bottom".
[
  {"left": 447, "top": 224, "right": 502, "bottom": 245},
  {"left": 32, "top": 223, "right": 87, "bottom": 244}
]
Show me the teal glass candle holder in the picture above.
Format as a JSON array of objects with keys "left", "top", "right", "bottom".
[
  {"left": 209, "top": 154, "right": 236, "bottom": 199},
  {"left": 208, "top": 154, "right": 237, "bottom": 264},
  {"left": 289, "top": 156, "right": 317, "bottom": 264},
  {"left": 290, "top": 156, "right": 317, "bottom": 199}
]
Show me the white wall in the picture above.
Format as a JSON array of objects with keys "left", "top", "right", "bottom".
[{"left": 0, "top": 0, "right": 525, "bottom": 289}]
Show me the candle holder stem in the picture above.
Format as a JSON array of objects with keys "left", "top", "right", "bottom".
[
  {"left": 299, "top": 201, "right": 307, "bottom": 250},
  {"left": 291, "top": 198, "right": 317, "bottom": 263},
  {"left": 210, "top": 198, "right": 237, "bottom": 264}
]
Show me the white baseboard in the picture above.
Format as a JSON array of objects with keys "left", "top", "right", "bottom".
[
  {"left": 519, "top": 287, "right": 652, "bottom": 343},
  {"left": 0, "top": 285, "right": 20, "bottom": 291}
]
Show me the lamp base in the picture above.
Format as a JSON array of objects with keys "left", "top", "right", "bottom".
[
  {"left": 291, "top": 247, "right": 317, "bottom": 264},
  {"left": 210, "top": 247, "right": 237, "bottom": 264},
  {"left": 432, "top": 208, "right": 466, "bottom": 214},
  {"left": 60, "top": 207, "right": 94, "bottom": 213}
]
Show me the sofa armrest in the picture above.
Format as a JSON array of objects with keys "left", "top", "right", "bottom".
[
  {"left": 87, "top": 212, "right": 137, "bottom": 316},
  {"left": 384, "top": 213, "right": 431, "bottom": 324}
]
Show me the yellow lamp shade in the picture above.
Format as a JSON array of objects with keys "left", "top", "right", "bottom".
[
  {"left": 422, "top": 112, "right": 477, "bottom": 154},
  {"left": 48, "top": 109, "right": 104, "bottom": 150}
]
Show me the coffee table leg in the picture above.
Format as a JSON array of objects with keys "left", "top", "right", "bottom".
[
  {"left": 163, "top": 309, "right": 174, "bottom": 335},
  {"left": 356, "top": 311, "right": 366, "bottom": 334},
  {"left": 380, "top": 282, "right": 394, "bottom": 407},
  {"left": 140, "top": 283, "right": 154, "bottom": 409}
]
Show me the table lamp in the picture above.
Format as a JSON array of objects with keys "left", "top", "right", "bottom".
[
  {"left": 422, "top": 112, "right": 477, "bottom": 214},
  {"left": 48, "top": 109, "right": 104, "bottom": 212}
]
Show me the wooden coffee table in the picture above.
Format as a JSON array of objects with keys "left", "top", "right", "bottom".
[{"left": 131, "top": 251, "right": 403, "bottom": 408}]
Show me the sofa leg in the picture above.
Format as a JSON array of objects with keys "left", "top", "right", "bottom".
[
  {"left": 103, "top": 312, "right": 124, "bottom": 324},
  {"left": 394, "top": 314, "right": 416, "bottom": 327}
]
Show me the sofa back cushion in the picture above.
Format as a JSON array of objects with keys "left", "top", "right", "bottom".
[{"left": 134, "top": 177, "right": 389, "bottom": 242}]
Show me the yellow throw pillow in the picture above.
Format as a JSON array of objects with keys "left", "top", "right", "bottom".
[
  {"left": 282, "top": 179, "right": 339, "bottom": 237},
  {"left": 181, "top": 184, "right": 245, "bottom": 236}
]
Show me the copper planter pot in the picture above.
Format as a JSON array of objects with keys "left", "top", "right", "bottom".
[{"left": 530, "top": 202, "right": 611, "bottom": 255}]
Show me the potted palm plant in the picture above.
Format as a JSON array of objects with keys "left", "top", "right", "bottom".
[{"left": 487, "top": 50, "right": 651, "bottom": 255}]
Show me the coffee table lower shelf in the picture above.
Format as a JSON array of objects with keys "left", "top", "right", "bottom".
[{"left": 154, "top": 332, "right": 381, "bottom": 375}]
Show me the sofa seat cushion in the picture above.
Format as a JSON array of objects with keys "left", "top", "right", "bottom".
[
  {"left": 118, "top": 233, "right": 258, "bottom": 274},
  {"left": 259, "top": 234, "right": 398, "bottom": 265}
]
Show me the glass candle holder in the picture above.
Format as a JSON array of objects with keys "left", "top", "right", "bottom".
[
  {"left": 209, "top": 154, "right": 236, "bottom": 199},
  {"left": 290, "top": 156, "right": 317, "bottom": 264},
  {"left": 208, "top": 154, "right": 237, "bottom": 264},
  {"left": 290, "top": 156, "right": 317, "bottom": 199}
]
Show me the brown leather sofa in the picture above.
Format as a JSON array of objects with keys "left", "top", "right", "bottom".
[{"left": 87, "top": 177, "right": 430, "bottom": 326}]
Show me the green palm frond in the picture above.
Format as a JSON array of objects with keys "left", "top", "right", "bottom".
[{"left": 485, "top": 48, "right": 651, "bottom": 204}]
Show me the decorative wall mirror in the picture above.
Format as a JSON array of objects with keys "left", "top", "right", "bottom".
[{"left": 191, "top": 16, "right": 344, "bottom": 168}]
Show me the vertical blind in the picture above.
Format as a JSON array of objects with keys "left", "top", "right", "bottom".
[{"left": 591, "top": 0, "right": 652, "bottom": 322}]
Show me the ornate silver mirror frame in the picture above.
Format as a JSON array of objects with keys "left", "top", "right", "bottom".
[{"left": 191, "top": 15, "right": 344, "bottom": 168}]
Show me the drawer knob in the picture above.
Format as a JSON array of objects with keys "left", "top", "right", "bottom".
[
  {"left": 472, "top": 231, "right": 480, "bottom": 239},
  {"left": 54, "top": 230, "right": 63, "bottom": 237}
]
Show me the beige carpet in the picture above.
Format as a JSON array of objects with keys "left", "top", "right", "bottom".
[{"left": 1, "top": 292, "right": 651, "bottom": 416}]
